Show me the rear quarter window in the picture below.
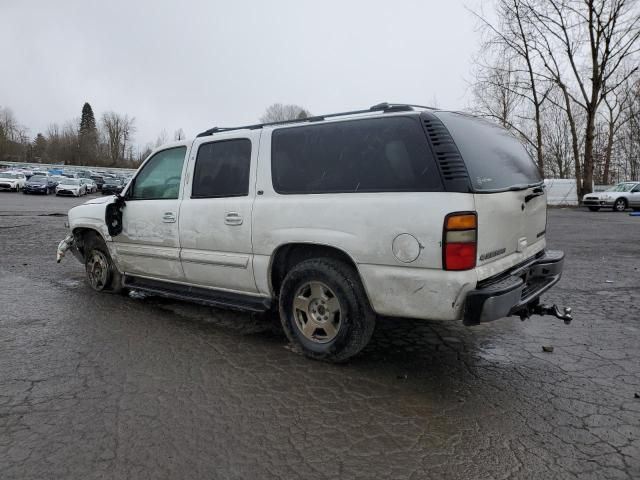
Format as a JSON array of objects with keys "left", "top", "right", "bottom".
[
  {"left": 271, "top": 116, "right": 442, "bottom": 194},
  {"left": 434, "top": 112, "right": 541, "bottom": 191}
]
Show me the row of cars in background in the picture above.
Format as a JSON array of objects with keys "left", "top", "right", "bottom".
[{"left": 0, "top": 166, "right": 131, "bottom": 197}]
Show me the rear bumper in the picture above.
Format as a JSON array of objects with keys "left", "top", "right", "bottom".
[{"left": 463, "top": 250, "right": 564, "bottom": 325}]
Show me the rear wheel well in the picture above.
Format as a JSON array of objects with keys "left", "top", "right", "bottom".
[{"left": 270, "top": 244, "right": 360, "bottom": 297}]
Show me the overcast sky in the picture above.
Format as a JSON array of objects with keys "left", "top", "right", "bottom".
[{"left": 1, "top": 0, "right": 483, "bottom": 148}]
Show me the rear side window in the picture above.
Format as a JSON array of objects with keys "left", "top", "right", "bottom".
[
  {"left": 192, "top": 139, "right": 251, "bottom": 198},
  {"left": 434, "top": 112, "right": 541, "bottom": 191},
  {"left": 271, "top": 116, "right": 442, "bottom": 194}
]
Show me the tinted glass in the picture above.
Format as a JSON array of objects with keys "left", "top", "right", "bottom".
[
  {"left": 434, "top": 112, "right": 541, "bottom": 191},
  {"left": 30, "top": 176, "right": 47, "bottom": 183},
  {"left": 130, "top": 147, "right": 186, "bottom": 200},
  {"left": 271, "top": 117, "right": 442, "bottom": 194},
  {"left": 192, "top": 139, "right": 251, "bottom": 198}
]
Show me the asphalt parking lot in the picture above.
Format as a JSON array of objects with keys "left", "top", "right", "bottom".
[{"left": 1, "top": 192, "right": 639, "bottom": 479}]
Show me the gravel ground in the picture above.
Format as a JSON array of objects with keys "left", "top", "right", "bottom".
[{"left": 1, "top": 192, "right": 639, "bottom": 479}]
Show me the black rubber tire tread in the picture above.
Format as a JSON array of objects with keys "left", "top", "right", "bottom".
[
  {"left": 588, "top": 206, "right": 600, "bottom": 212},
  {"left": 279, "top": 258, "right": 376, "bottom": 363},
  {"left": 83, "top": 232, "right": 125, "bottom": 294}
]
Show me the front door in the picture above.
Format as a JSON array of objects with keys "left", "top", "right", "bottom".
[
  {"left": 178, "top": 132, "right": 260, "bottom": 293},
  {"left": 113, "top": 145, "right": 189, "bottom": 280}
]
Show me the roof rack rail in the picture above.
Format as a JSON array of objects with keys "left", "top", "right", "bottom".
[{"left": 196, "top": 102, "right": 438, "bottom": 137}]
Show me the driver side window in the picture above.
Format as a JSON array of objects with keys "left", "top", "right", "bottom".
[{"left": 129, "top": 147, "right": 187, "bottom": 200}]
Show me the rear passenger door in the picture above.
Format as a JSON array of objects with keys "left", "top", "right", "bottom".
[{"left": 178, "top": 132, "right": 260, "bottom": 293}]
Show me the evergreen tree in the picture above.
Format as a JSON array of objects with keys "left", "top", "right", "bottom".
[
  {"left": 33, "top": 133, "right": 47, "bottom": 162},
  {"left": 78, "top": 102, "right": 98, "bottom": 164}
]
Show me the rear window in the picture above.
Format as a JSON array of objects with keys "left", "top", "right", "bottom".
[
  {"left": 271, "top": 116, "right": 442, "bottom": 194},
  {"left": 434, "top": 112, "right": 541, "bottom": 191}
]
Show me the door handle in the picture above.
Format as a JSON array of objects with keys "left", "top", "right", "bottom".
[
  {"left": 224, "top": 212, "right": 243, "bottom": 226},
  {"left": 162, "top": 212, "right": 176, "bottom": 223}
]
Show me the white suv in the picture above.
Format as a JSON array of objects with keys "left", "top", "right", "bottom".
[{"left": 58, "top": 103, "right": 570, "bottom": 362}]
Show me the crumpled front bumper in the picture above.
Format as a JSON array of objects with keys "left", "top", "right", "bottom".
[
  {"left": 56, "top": 234, "right": 83, "bottom": 264},
  {"left": 464, "top": 250, "right": 565, "bottom": 325}
]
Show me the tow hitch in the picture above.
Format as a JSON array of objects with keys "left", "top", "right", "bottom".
[{"left": 517, "top": 302, "right": 573, "bottom": 324}]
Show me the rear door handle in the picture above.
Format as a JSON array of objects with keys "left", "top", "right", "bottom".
[
  {"left": 162, "top": 212, "right": 176, "bottom": 223},
  {"left": 224, "top": 212, "right": 243, "bottom": 226}
]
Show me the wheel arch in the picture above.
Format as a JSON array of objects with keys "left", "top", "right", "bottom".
[
  {"left": 268, "top": 242, "right": 372, "bottom": 303},
  {"left": 72, "top": 227, "right": 110, "bottom": 260}
]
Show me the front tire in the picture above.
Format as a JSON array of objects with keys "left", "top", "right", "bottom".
[
  {"left": 83, "top": 233, "right": 124, "bottom": 294},
  {"left": 588, "top": 206, "right": 600, "bottom": 212},
  {"left": 613, "top": 198, "right": 627, "bottom": 212},
  {"left": 279, "top": 258, "right": 376, "bottom": 363}
]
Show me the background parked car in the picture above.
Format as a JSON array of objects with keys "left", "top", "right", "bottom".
[
  {"left": 56, "top": 178, "right": 86, "bottom": 197},
  {"left": 101, "top": 178, "right": 124, "bottom": 195},
  {"left": 82, "top": 178, "right": 98, "bottom": 194},
  {"left": 0, "top": 171, "right": 27, "bottom": 191},
  {"left": 23, "top": 175, "right": 56, "bottom": 194},
  {"left": 582, "top": 181, "right": 640, "bottom": 212},
  {"left": 90, "top": 175, "right": 105, "bottom": 191}
]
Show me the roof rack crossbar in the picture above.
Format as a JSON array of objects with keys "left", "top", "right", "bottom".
[{"left": 196, "top": 102, "right": 438, "bottom": 137}]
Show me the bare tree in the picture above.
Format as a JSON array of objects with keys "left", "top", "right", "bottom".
[
  {"left": 174, "top": 128, "right": 185, "bottom": 141},
  {"left": 471, "top": 0, "right": 551, "bottom": 174},
  {"left": 525, "top": 0, "right": 640, "bottom": 195},
  {"left": 155, "top": 129, "right": 169, "bottom": 147},
  {"left": 617, "top": 77, "right": 640, "bottom": 181},
  {"left": 260, "top": 103, "right": 311, "bottom": 123},
  {"left": 0, "top": 107, "right": 30, "bottom": 161},
  {"left": 101, "top": 112, "right": 136, "bottom": 167}
]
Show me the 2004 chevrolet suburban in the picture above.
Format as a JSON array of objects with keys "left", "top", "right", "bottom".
[{"left": 57, "top": 103, "right": 571, "bottom": 362}]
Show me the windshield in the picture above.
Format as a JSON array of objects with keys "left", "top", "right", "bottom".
[
  {"left": 434, "top": 111, "right": 542, "bottom": 191},
  {"left": 0, "top": 172, "right": 20, "bottom": 179},
  {"left": 29, "top": 176, "right": 47, "bottom": 183},
  {"left": 107, "top": 179, "right": 122, "bottom": 185},
  {"left": 606, "top": 183, "right": 635, "bottom": 192},
  {"left": 61, "top": 179, "right": 80, "bottom": 186}
]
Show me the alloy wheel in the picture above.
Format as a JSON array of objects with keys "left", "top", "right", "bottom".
[{"left": 293, "top": 281, "right": 342, "bottom": 343}]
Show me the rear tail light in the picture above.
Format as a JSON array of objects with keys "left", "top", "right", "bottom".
[{"left": 443, "top": 212, "right": 477, "bottom": 271}]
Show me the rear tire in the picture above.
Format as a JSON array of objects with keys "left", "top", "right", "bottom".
[
  {"left": 588, "top": 206, "right": 600, "bottom": 212},
  {"left": 279, "top": 258, "right": 376, "bottom": 363},
  {"left": 83, "top": 233, "right": 125, "bottom": 294},
  {"left": 613, "top": 198, "right": 627, "bottom": 212}
]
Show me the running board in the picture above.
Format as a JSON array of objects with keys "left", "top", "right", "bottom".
[{"left": 123, "top": 275, "right": 272, "bottom": 313}]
